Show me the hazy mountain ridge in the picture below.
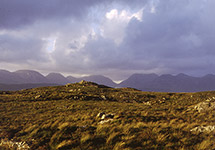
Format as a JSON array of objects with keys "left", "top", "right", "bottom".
[
  {"left": 0, "top": 83, "right": 59, "bottom": 91},
  {"left": 0, "top": 70, "right": 116, "bottom": 90},
  {"left": 119, "top": 73, "right": 215, "bottom": 92},
  {"left": 1, "top": 69, "right": 215, "bottom": 92},
  {"left": 0, "top": 69, "right": 24, "bottom": 84}
]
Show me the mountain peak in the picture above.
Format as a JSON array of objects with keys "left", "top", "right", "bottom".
[
  {"left": 46, "top": 73, "right": 70, "bottom": 84},
  {"left": 0, "top": 69, "right": 11, "bottom": 73},
  {"left": 47, "top": 72, "right": 65, "bottom": 77},
  {"left": 82, "top": 75, "right": 116, "bottom": 87},
  {"left": 203, "top": 74, "right": 215, "bottom": 78},
  {"left": 176, "top": 73, "right": 188, "bottom": 77},
  {"left": 14, "top": 70, "right": 48, "bottom": 83},
  {"left": 175, "top": 73, "right": 193, "bottom": 79},
  {"left": 119, "top": 73, "right": 159, "bottom": 89}
]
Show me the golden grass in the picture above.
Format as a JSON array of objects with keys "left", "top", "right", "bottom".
[{"left": 1, "top": 82, "right": 215, "bottom": 149}]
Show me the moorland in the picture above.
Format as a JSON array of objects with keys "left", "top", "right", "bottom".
[{"left": 1, "top": 81, "right": 215, "bottom": 149}]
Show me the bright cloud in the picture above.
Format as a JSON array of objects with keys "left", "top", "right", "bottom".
[
  {"left": 45, "top": 37, "right": 57, "bottom": 53},
  {"left": 101, "top": 8, "right": 143, "bottom": 44}
]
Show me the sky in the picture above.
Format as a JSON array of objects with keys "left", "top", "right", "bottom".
[{"left": 0, "top": 0, "right": 215, "bottom": 81}]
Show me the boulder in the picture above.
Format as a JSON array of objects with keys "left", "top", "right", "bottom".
[
  {"left": 101, "top": 114, "right": 114, "bottom": 120},
  {"left": 97, "top": 112, "right": 105, "bottom": 118},
  {"left": 35, "top": 95, "right": 41, "bottom": 99},
  {"left": 65, "top": 83, "right": 73, "bottom": 87},
  {"left": 96, "top": 112, "right": 114, "bottom": 120},
  {"left": 101, "top": 95, "right": 107, "bottom": 100}
]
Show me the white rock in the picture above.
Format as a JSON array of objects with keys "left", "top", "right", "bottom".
[
  {"left": 191, "top": 125, "right": 215, "bottom": 133},
  {"left": 99, "top": 119, "right": 113, "bottom": 124}
]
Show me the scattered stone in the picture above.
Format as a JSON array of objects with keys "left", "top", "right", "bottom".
[
  {"left": 101, "top": 95, "right": 107, "bottom": 100},
  {"left": 35, "top": 95, "right": 41, "bottom": 99},
  {"left": 101, "top": 114, "right": 114, "bottom": 120},
  {"left": 99, "top": 119, "right": 113, "bottom": 124},
  {"left": 96, "top": 112, "right": 114, "bottom": 124},
  {"left": 101, "top": 114, "right": 106, "bottom": 120},
  {"left": 190, "top": 125, "right": 215, "bottom": 133},
  {"left": 143, "top": 101, "right": 151, "bottom": 106},
  {"left": 97, "top": 112, "right": 105, "bottom": 118},
  {"left": 65, "top": 83, "right": 73, "bottom": 87},
  {"left": 97, "top": 112, "right": 114, "bottom": 120},
  {"left": 158, "top": 99, "right": 165, "bottom": 104},
  {"left": 73, "top": 96, "right": 79, "bottom": 100},
  {"left": 79, "top": 80, "right": 86, "bottom": 84},
  {"left": 78, "top": 80, "right": 98, "bottom": 87},
  {"left": 193, "top": 101, "right": 215, "bottom": 113},
  {"left": 0, "top": 139, "right": 30, "bottom": 150}
]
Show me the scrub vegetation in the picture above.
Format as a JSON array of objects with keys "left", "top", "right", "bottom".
[{"left": 1, "top": 81, "right": 215, "bottom": 149}]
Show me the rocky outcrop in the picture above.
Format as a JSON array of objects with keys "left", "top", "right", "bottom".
[
  {"left": 190, "top": 125, "right": 215, "bottom": 133},
  {"left": 97, "top": 112, "right": 114, "bottom": 120},
  {"left": 0, "top": 139, "right": 30, "bottom": 150},
  {"left": 193, "top": 97, "right": 215, "bottom": 112},
  {"left": 97, "top": 112, "right": 114, "bottom": 124}
]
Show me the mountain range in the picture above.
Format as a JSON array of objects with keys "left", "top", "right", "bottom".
[
  {"left": 1, "top": 69, "right": 215, "bottom": 92},
  {"left": 0, "top": 69, "right": 116, "bottom": 91}
]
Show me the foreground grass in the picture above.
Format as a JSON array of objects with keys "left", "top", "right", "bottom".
[{"left": 1, "top": 81, "right": 215, "bottom": 149}]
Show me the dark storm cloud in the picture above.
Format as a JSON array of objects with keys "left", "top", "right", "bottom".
[
  {"left": 122, "top": 0, "right": 215, "bottom": 75},
  {"left": 0, "top": 34, "right": 47, "bottom": 62},
  {"left": 0, "top": 0, "right": 103, "bottom": 29},
  {"left": 65, "top": 0, "right": 215, "bottom": 78},
  {"left": 1, "top": 0, "right": 215, "bottom": 80},
  {"left": 0, "top": 0, "right": 150, "bottom": 29}
]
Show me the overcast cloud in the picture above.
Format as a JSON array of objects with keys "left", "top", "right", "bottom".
[{"left": 0, "top": 0, "right": 215, "bottom": 80}]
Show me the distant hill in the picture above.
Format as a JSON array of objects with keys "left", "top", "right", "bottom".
[
  {"left": 67, "top": 75, "right": 117, "bottom": 87},
  {"left": 119, "top": 73, "right": 215, "bottom": 92},
  {"left": 2, "top": 69, "right": 215, "bottom": 92},
  {"left": 66, "top": 76, "right": 80, "bottom": 83},
  {"left": 46, "top": 73, "right": 70, "bottom": 85},
  {"left": 14, "top": 70, "right": 49, "bottom": 84},
  {"left": 119, "top": 73, "right": 158, "bottom": 90},
  {"left": 81, "top": 75, "right": 117, "bottom": 87},
  {"left": 0, "top": 69, "right": 24, "bottom": 84},
  {"left": 0, "top": 70, "right": 116, "bottom": 90},
  {"left": 0, "top": 83, "right": 59, "bottom": 91}
]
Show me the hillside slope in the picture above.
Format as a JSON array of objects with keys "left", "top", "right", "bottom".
[{"left": 1, "top": 81, "right": 215, "bottom": 149}]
